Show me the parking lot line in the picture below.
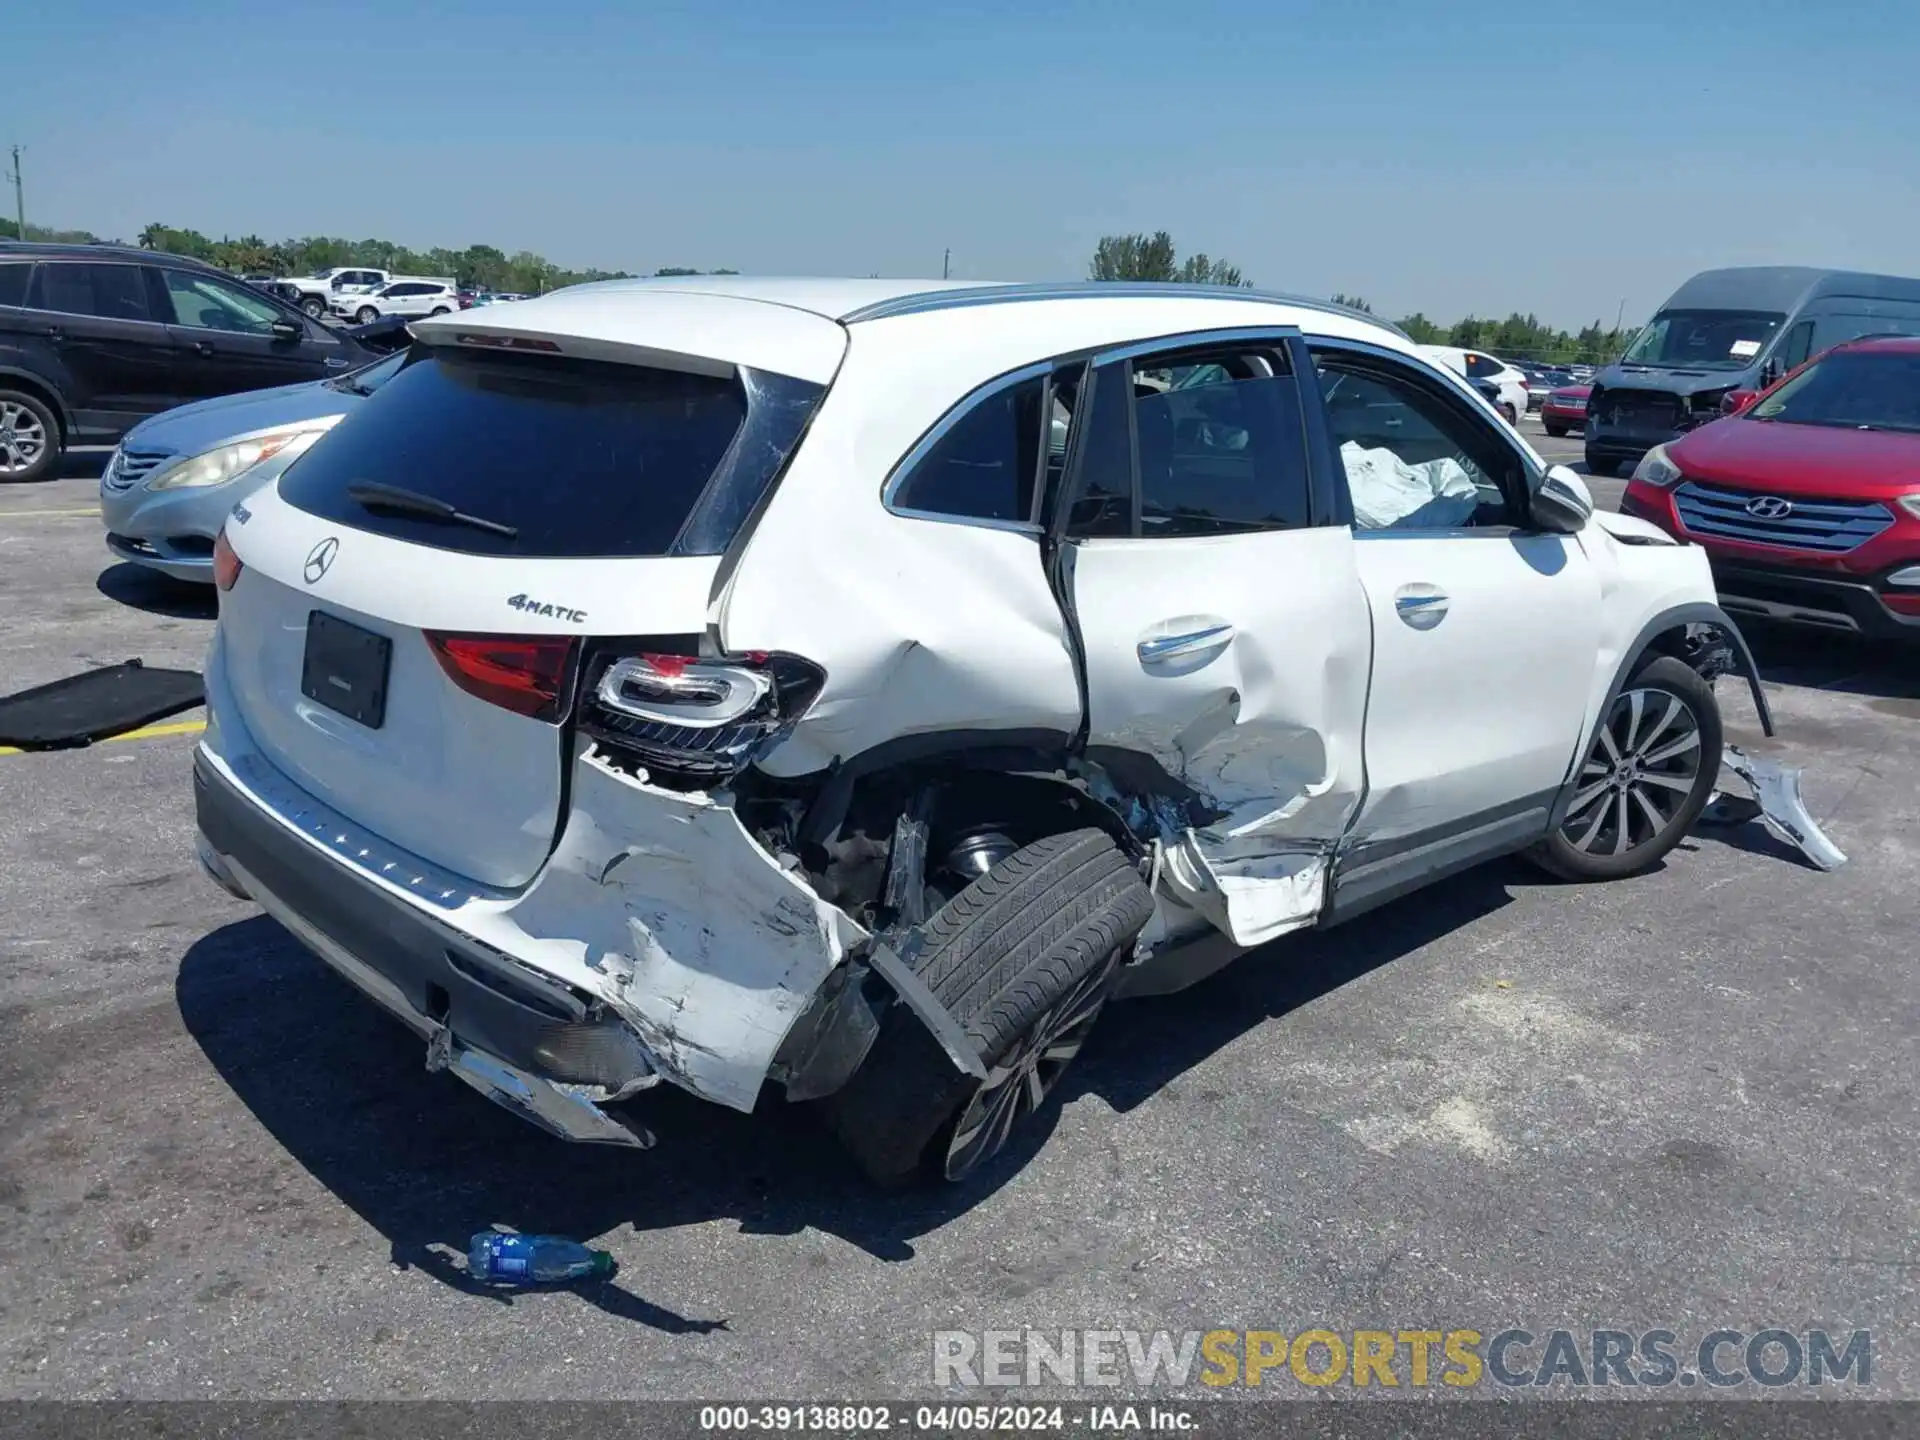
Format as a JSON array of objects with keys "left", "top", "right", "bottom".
[
  {"left": 0, "top": 715, "right": 205, "bottom": 758},
  {"left": 0, "top": 507, "right": 104, "bottom": 520}
]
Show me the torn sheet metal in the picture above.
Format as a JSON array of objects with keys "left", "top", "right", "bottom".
[
  {"left": 1154, "top": 831, "right": 1329, "bottom": 949},
  {"left": 505, "top": 750, "right": 870, "bottom": 1112},
  {"left": 1706, "top": 745, "right": 1848, "bottom": 872}
]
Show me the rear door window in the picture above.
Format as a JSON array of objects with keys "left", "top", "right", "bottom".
[
  {"left": 1063, "top": 342, "right": 1315, "bottom": 539},
  {"left": 0, "top": 261, "right": 29, "bottom": 307},
  {"left": 1136, "top": 351, "right": 1313, "bottom": 536},
  {"left": 31, "top": 262, "right": 156, "bottom": 322},
  {"left": 280, "top": 348, "right": 823, "bottom": 558}
]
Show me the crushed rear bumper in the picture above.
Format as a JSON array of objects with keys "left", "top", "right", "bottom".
[{"left": 195, "top": 752, "right": 660, "bottom": 1145}]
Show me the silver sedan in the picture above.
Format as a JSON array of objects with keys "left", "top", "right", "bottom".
[{"left": 99, "top": 353, "right": 404, "bottom": 582}]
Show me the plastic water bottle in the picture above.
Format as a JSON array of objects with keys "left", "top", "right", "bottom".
[{"left": 467, "top": 1231, "right": 615, "bottom": 1284}]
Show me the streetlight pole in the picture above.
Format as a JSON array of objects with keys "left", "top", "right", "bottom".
[{"left": 5, "top": 147, "right": 23, "bottom": 241}]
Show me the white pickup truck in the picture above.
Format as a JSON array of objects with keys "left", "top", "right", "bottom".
[{"left": 284, "top": 267, "right": 392, "bottom": 318}]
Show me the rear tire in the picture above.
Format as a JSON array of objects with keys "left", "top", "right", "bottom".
[
  {"left": 355, "top": 305, "right": 379, "bottom": 325},
  {"left": 302, "top": 296, "right": 325, "bottom": 318},
  {"left": 429, "top": 306, "right": 450, "bottom": 315},
  {"left": 0, "top": 389, "right": 59, "bottom": 484},
  {"left": 1545, "top": 424, "right": 1568, "bottom": 438},
  {"left": 1500, "top": 402, "right": 1518, "bottom": 425},
  {"left": 1527, "top": 655, "right": 1721, "bottom": 882},
  {"left": 1584, "top": 448, "right": 1618, "bottom": 477},
  {"left": 823, "top": 828, "right": 1154, "bottom": 1187}
]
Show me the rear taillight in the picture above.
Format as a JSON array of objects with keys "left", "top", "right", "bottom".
[
  {"left": 426, "top": 632, "right": 578, "bottom": 721},
  {"left": 583, "top": 649, "right": 824, "bottom": 786},
  {"left": 212, "top": 527, "right": 243, "bottom": 592}
]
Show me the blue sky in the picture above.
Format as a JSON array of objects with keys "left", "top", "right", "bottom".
[{"left": 9, "top": 0, "right": 1917, "bottom": 328}]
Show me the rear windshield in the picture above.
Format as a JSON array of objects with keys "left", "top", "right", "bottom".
[
  {"left": 1749, "top": 350, "right": 1920, "bottom": 434},
  {"left": 1622, "top": 308, "right": 1786, "bottom": 370},
  {"left": 279, "top": 348, "right": 822, "bottom": 557}
]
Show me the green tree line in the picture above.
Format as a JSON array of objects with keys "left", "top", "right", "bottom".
[
  {"left": 3, "top": 216, "right": 1637, "bottom": 362},
  {"left": 1, "top": 216, "right": 734, "bottom": 294},
  {"left": 1091, "top": 233, "right": 1638, "bottom": 365}
]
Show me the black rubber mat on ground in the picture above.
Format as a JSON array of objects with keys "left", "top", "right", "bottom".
[{"left": 0, "top": 660, "right": 204, "bottom": 750}]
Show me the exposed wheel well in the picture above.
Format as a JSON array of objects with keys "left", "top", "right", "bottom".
[{"left": 736, "top": 755, "right": 1154, "bottom": 934}]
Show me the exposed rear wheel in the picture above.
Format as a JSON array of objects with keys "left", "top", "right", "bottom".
[
  {"left": 1545, "top": 424, "right": 1568, "bottom": 438},
  {"left": 302, "top": 296, "right": 325, "bottom": 318},
  {"left": 1527, "top": 655, "right": 1721, "bottom": 882},
  {"left": 823, "top": 828, "right": 1155, "bottom": 1187},
  {"left": 1584, "top": 448, "right": 1618, "bottom": 477}
]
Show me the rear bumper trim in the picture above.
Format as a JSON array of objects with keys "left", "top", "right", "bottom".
[{"left": 195, "top": 752, "right": 665, "bottom": 1120}]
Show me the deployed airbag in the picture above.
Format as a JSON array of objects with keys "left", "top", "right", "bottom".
[{"left": 1341, "top": 442, "right": 1482, "bottom": 530}]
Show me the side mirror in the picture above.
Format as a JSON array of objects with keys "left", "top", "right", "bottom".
[
  {"left": 1720, "top": 389, "right": 1759, "bottom": 416},
  {"left": 270, "top": 317, "right": 303, "bottom": 341},
  {"left": 1531, "top": 464, "right": 1593, "bottom": 533}
]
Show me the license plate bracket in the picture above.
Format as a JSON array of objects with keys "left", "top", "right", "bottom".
[{"left": 300, "top": 610, "right": 392, "bottom": 729}]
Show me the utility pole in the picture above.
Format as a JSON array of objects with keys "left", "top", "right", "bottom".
[
  {"left": 5, "top": 146, "right": 22, "bottom": 242},
  {"left": 942, "top": 247, "right": 950, "bottom": 280},
  {"left": 1614, "top": 297, "right": 1626, "bottom": 333}
]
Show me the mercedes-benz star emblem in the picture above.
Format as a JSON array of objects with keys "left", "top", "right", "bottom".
[
  {"left": 303, "top": 537, "right": 340, "bottom": 584},
  {"left": 1746, "top": 496, "right": 1793, "bottom": 520}
]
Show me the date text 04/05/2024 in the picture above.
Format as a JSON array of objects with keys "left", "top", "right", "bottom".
[{"left": 697, "top": 1404, "right": 1196, "bottom": 1432}]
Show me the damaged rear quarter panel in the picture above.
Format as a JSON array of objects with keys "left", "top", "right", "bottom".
[
  {"left": 503, "top": 748, "right": 869, "bottom": 1112},
  {"left": 714, "top": 315, "right": 1093, "bottom": 775}
]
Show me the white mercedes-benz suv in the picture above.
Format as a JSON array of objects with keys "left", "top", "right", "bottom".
[{"left": 194, "top": 278, "right": 1773, "bottom": 1185}]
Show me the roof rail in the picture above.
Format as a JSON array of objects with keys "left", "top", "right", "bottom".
[
  {"left": 841, "top": 281, "right": 1408, "bottom": 338},
  {"left": 0, "top": 239, "right": 222, "bottom": 269}
]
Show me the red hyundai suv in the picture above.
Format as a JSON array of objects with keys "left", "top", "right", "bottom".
[{"left": 1621, "top": 336, "right": 1920, "bottom": 640}]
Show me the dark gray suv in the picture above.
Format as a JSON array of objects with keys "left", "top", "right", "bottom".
[{"left": 0, "top": 243, "right": 374, "bottom": 483}]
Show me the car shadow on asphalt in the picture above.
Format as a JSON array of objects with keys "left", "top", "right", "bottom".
[
  {"left": 96, "top": 562, "right": 218, "bottom": 619},
  {"left": 1064, "top": 857, "right": 1529, "bottom": 1116},
  {"left": 62, "top": 449, "right": 110, "bottom": 480},
  {"left": 174, "top": 861, "right": 1533, "bottom": 1314}
]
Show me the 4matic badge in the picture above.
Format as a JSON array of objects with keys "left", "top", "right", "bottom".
[{"left": 507, "top": 593, "right": 588, "bottom": 624}]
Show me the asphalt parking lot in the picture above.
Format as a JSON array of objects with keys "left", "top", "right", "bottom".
[{"left": 2, "top": 421, "right": 1915, "bottom": 1400}]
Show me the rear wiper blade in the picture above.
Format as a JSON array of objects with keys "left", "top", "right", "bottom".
[{"left": 345, "top": 481, "right": 518, "bottom": 538}]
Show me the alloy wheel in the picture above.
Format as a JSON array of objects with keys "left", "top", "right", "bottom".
[
  {"left": 1560, "top": 685, "right": 1704, "bottom": 856},
  {"left": 943, "top": 949, "right": 1121, "bottom": 1181},
  {"left": 0, "top": 401, "right": 48, "bottom": 476}
]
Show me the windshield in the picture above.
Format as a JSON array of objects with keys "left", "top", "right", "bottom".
[
  {"left": 1621, "top": 308, "right": 1786, "bottom": 370},
  {"left": 1748, "top": 349, "right": 1920, "bottom": 434}
]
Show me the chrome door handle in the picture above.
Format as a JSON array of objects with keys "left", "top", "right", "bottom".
[
  {"left": 1137, "top": 623, "right": 1235, "bottom": 664},
  {"left": 1393, "top": 585, "right": 1449, "bottom": 630}
]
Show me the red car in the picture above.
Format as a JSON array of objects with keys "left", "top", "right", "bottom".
[
  {"left": 1540, "top": 383, "right": 1591, "bottom": 438},
  {"left": 1621, "top": 336, "right": 1920, "bottom": 640}
]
